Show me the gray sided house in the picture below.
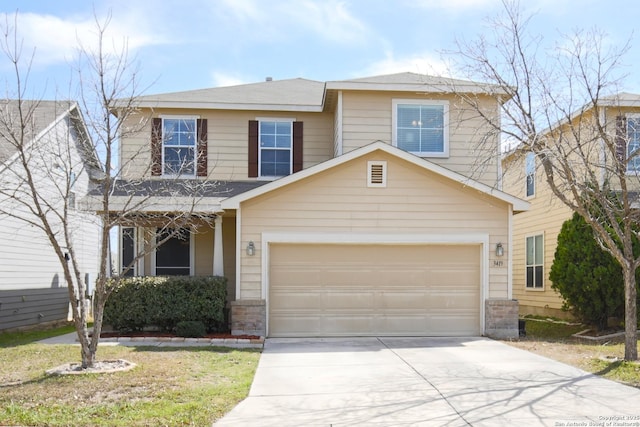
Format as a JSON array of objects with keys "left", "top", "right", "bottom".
[
  {"left": 100, "top": 73, "right": 529, "bottom": 339},
  {"left": 0, "top": 100, "right": 101, "bottom": 331}
]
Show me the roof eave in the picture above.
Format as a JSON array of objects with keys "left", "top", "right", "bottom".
[
  {"left": 221, "top": 141, "right": 530, "bottom": 211},
  {"left": 128, "top": 100, "right": 324, "bottom": 112},
  {"left": 325, "top": 81, "right": 512, "bottom": 97}
]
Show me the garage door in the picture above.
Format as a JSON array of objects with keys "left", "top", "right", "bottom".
[{"left": 269, "top": 243, "right": 481, "bottom": 337}]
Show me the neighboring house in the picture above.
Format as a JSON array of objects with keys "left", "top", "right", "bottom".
[
  {"left": 0, "top": 100, "right": 101, "bottom": 331},
  {"left": 101, "top": 73, "right": 529, "bottom": 338},
  {"left": 502, "top": 93, "right": 640, "bottom": 319}
]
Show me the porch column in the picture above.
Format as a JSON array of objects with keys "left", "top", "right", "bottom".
[{"left": 213, "top": 215, "right": 224, "bottom": 276}]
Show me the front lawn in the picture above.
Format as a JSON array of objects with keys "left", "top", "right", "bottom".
[
  {"left": 0, "top": 326, "right": 260, "bottom": 426},
  {"left": 507, "top": 317, "right": 640, "bottom": 388}
]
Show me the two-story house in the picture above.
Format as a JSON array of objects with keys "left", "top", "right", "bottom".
[
  {"left": 503, "top": 93, "right": 640, "bottom": 319},
  {"left": 0, "top": 100, "right": 101, "bottom": 331},
  {"left": 107, "top": 72, "right": 529, "bottom": 338}
]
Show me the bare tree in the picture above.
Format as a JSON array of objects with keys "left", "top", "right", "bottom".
[
  {"left": 0, "top": 13, "right": 217, "bottom": 368},
  {"left": 447, "top": 0, "right": 638, "bottom": 360}
]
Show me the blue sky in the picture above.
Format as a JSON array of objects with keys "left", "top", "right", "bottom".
[{"left": 2, "top": 0, "right": 640, "bottom": 99}]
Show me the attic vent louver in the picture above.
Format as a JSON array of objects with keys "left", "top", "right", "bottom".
[{"left": 367, "top": 161, "right": 387, "bottom": 188}]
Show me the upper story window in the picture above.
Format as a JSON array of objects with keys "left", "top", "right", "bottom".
[
  {"left": 393, "top": 99, "right": 449, "bottom": 157},
  {"left": 627, "top": 117, "right": 640, "bottom": 173},
  {"left": 248, "top": 119, "right": 303, "bottom": 179},
  {"left": 525, "top": 153, "right": 535, "bottom": 197},
  {"left": 163, "top": 118, "right": 196, "bottom": 176},
  {"left": 151, "top": 117, "right": 207, "bottom": 178},
  {"left": 260, "top": 120, "right": 292, "bottom": 177}
]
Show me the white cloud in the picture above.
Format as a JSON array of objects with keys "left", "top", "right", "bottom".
[
  {"left": 1, "top": 9, "right": 167, "bottom": 67},
  {"left": 287, "top": 0, "right": 370, "bottom": 45},
  {"left": 410, "top": 0, "right": 501, "bottom": 13},
  {"left": 363, "top": 51, "right": 454, "bottom": 77},
  {"left": 210, "top": 72, "right": 252, "bottom": 87},
  {"left": 214, "top": 0, "right": 371, "bottom": 46},
  {"left": 218, "top": 0, "right": 263, "bottom": 22}
]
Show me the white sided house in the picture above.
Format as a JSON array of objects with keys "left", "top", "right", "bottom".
[
  {"left": 0, "top": 100, "right": 101, "bottom": 331},
  {"left": 106, "top": 73, "right": 529, "bottom": 338}
]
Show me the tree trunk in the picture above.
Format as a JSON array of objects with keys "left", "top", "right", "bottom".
[{"left": 623, "top": 265, "right": 638, "bottom": 361}]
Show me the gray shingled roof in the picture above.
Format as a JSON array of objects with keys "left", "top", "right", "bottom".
[
  {"left": 125, "top": 72, "right": 511, "bottom": 113},
  {"left": 88, "top": 179, "right": 268, "bottom": 198},
  {"left": 132, "top": 78, "right": 326, "bottom": 112},
  {"left": 326, "top": 72, "right": 511, "bottom": 95},
  {"left": 0, "top": 100, "right": 75, "bottom": 164}
]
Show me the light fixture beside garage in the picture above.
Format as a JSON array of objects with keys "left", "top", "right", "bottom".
[
  {"left": 496, "top": 243, "right": 504, "bottom": 257},
  {"left": 246, "top": 241, "right": 256, "bottom": 256}
]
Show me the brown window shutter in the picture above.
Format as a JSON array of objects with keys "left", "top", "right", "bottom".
[
  {"left": 616, "top": 115, "right": 627, "bottom": 164},
  {"left": 151, "top": 118, "right": 162, "bottom": 176},
  {"left": 293, "top": 121, "right": 303, "bottom": 173},
  {"left": 197, "top": 119, "right": 208, "bottom": 177},
  {"left": 248, "top": 120, "right": 258, "bottom": 178}
]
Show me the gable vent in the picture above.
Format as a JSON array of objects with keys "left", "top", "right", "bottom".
[{"left": 368, "top": 161, "right": 387, "bottom": 187}]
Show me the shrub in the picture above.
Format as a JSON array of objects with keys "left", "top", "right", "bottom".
[
  {"left": 175, "top": 321, "right": 206, "bottom": 338},
  {"left": 104, "top": 276, "right": 227, "bottom": 333},
  {"left": 549, "top": 213, "right": 625, "bottom": 331}
]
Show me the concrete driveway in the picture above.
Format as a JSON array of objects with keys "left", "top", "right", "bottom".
[{"left": 215, "top": 337, "right": 640, "bottom": 426}]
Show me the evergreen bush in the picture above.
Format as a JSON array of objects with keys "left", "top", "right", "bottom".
[
  {"left": 549, "top": 212, "right": 625, "bottom": 330},
  {"left": 175, "top": 320, "right": 206, "bottom": 338},
  {"left": 104, "top": 276, "right": 227, "bottom": 333}
]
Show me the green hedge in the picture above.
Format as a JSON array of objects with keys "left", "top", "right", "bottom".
[{"left": 104, "top": 276, "right": 227, "bottom": 333}]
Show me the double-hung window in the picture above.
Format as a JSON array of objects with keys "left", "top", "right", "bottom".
[
  {"left": 259, "top": 120, "right": 292, "bottom": 177},
  {"left": 627, "top": 117, "right": 640, "bottom": 173},
  {"left": 162, "top": 118, "right": 197, "bottom": 176},
  {"left": 525, "top": 153, "right": 535, "bottom": 197},
  {"left": 393, "top": 100, "right": 449, "bottom": 157},
  {"left": 526, "top": 234, "right": 544, "bottom": 289}
]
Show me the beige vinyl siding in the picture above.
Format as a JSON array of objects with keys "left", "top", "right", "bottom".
[
  {"left": 120, "top": 109, "right": 334, "bottom": 180},
  {"left": 238, "top": 150, "right": 509, "bottom": 300},
  {"left": 503, "top": 106, "right": 640, "bottom": 315},
  {"left": 339, "top": 91, "right": 500, "bottom": 187},
  {"left": 503, "top": 152, "right": 572, "bottom": 314},
  {"left": 194, "top": 230, "right": 213, "bottom": 276}
]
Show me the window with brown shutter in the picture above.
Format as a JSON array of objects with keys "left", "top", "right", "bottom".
[
  {"left": 151, "top": 118, "right": 162, "bottom": 176},
  {"left": 197, "top": 119, "right": 208, "bottom": 177},
  {"left": 615, "top": 115, "right": 627, "bottom": 164},
  {"left": 248, "top": 120, "right": 259, "bottom": 177},
  {"left": 293, "top": 121, "right": 303, "bottom": 173},
  {"left": 151, "top": 117, "right": 204, "bottom": 177},
  {"left": 249, "top": 119, "right": 303, "bottom": 178}
]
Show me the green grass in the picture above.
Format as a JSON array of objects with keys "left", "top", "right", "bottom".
[
  {"left": 0, "top": 323, "right": 77, "bottom": 347},
  {"left": 0, "top": 326, "right": 261, "bottom": 426},
  {"left": 514, "top": 317, "right": 640, "bottom": 388},
  {"left": 521, "top": 317, "right": 586, "bottom": 340}
]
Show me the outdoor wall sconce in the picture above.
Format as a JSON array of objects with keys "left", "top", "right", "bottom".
[
  {"left": 246, "top": 241, "right": 255, "bottom": 256},
  {"left": 496, "top": 243, "right": 504, "bottom": 257}
]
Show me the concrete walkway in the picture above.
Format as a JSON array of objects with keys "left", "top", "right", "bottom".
[
  {"left": 38, "top": 332, "right": 263, "bottom": 349},
  {"left": 215, "top": 337, "right": 640, "bottom": 426}
]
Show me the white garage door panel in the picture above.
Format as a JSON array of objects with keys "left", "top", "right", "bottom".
[{"left": 269, "top": 244, "right": 481, "bottom": 337}]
